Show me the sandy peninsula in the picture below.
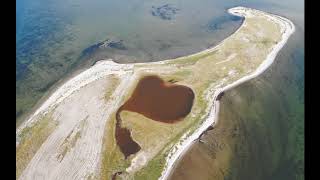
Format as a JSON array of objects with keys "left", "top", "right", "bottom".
[
  {"left": 16, "top": 6, "right": 295, "bottom": 180},
  {"left": 159, "top": 7, "right": 295, "bottom": 180}
]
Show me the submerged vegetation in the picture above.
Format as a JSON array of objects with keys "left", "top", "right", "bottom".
[
  {"left": 151, "top": 4, "right": 179, "bottom": 20},
  {"left": 207, "top": 14, "right": 242, "bottom": 31}
]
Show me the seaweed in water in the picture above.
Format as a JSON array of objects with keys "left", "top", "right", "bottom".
[
  {"left": 99, "top": 38, "right": 127, "bottom": 50},
  {"left": 151, "top": 4, "right": 179, "bottom": 20},
  {"left": 80, "top": 39, "right": 127, "bottom": 59},
  {"left": 206, "top": 15, "right": 242, "bottom": 31},
  {"left": 107, "top": 40, "right": 127, "bottom": 50},
  {"left": 80, "top": 42, "right": 104, "bottom": 58}
]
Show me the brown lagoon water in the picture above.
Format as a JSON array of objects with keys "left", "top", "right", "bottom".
[
  {"left": 115, "top": 75, "right": 194, "bottom": 158},
  {"left": 115, "top": 108, "right": 141, "bottom": 159},
  {"left": 120, "top": 75, "right": 194, "bottom": 123}
]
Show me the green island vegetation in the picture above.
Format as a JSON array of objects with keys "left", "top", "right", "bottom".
[{"left": 99, "top": 8, "right": 285, "bottom": 179}]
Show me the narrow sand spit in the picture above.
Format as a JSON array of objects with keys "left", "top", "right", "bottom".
[
  {"left": 159, "top": 7, "right": 295, "bottom": 180},
  {"left": 16, "top": 6, "right": 295, "bottom": 180},
  {"left": 16, "top": 61, "right": 133, "bottom": 136}
]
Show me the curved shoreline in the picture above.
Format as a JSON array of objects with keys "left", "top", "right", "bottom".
[
  {"left": 15, "top": 6, "right": 243, "bottom": 136},
  {"left": 16, "top": 6, "right": 295, "bottom": 180},
  {"left": 158, "top": 6, "right": 295, "bottom": 180}
]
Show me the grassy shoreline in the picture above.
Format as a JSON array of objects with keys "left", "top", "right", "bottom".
[{"left": 99, "top": 7, "right": 291, "bottom": 179}]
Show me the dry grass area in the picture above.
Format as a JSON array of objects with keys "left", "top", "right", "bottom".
[
  {"left": 121, "top": 111, "right": 187, "bottom": 152},
  {"left": 56, "top": 116, "right": 88, "bottom": 162},
  {"left": 100, "top": 9, "right": 283, "bottom": 180},
  {"left": 17, "top": 75, "right": 124, "bottom": 180},
  {"left": 100, "top": 112, "right": 130, "bottom": 180},
  {"left": 104, "top": 74, "right": 120, "bottom": 101},
  {"left": 16, "top": 112, "right": 58, "bottom": 179}
]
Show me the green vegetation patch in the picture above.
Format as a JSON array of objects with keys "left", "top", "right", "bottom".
[
  {"left": 100, "top": 10, "right": 285, "bottom": 179},
  {"left": 16, "top": 112, "right": 58, "bottom": 179},
  {"left": 104, "top": 75, "right": 120, "bottom": 101},
  {"left": 100, "top": 114, "right": 131, "bottom": 180}
]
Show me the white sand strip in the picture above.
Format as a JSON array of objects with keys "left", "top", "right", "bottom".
[
  {"left": 216, "top": 53, "right": 237, "bottom": 65},
  {"left": 16, "top": 61, "right": 133, "bottom": 137}
]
